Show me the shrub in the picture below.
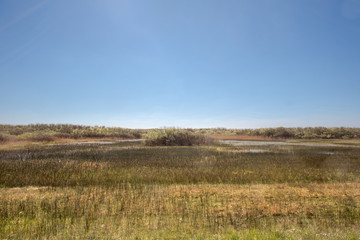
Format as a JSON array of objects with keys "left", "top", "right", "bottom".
[
  {"left": 20, "top": 132, "right": 56, "bottom": 142},
  {"left": 0, "top": 134, "right": 10, "bottom": 144},
  {"left": 144, "top": 129, "right": 213, "bottom": 146},
  {"left": 31, "top": 133, "right": 56, "bottom": 142}
]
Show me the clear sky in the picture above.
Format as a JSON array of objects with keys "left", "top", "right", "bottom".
[{"left": 1, "top": 0, "right": 360, "bottom": 128}]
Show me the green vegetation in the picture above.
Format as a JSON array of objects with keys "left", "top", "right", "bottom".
[
  {"left": 1, "top": 143, "right": 360, "bottom": 186},
  {"left": 1, "top": 124, "right": 360, "bottom": 143},
  {"left": 144, "top": 128, "right": 213, "bottom": 146},
  {"left": 0, "top": 139, "right": 359, "bottom": 239},
  {"left": 0, "top": 134, "right": 10, "bottom": 144},
  {"left": 235, "top": 127, "right": 360, "bottom": 139},
  {"left": 0, "top": 124, "right": 143, "bottom": 142}
]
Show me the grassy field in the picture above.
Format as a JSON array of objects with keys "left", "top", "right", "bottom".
[{"left": 0, "top": 140, "right": 360, "bottom": 239}]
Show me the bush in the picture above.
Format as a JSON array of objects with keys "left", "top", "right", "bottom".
[
  {"left": 144, "top": 129, "right": 213, "bottom": 146},
  {"left": 20, "top": 132, "right": 56, "bottom": 142},
  {"left": 0, "top": 134, "right": 10, "bottom": 144},
  {"left": 31, "top": 133, "right": 56, "bottom": 142}
]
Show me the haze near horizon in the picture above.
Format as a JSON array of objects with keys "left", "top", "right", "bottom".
[{"left": 1, "top": 0, "right": 360, "bottom": 128}]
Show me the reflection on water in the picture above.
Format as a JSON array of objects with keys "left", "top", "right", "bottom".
[
  {"left": 220, "top": 140, "right": 336, "bottom": 155},
  {"left": 318, "top": 151, "right": 334, "bottom": 155},
  {"left": 249, "top": 149, "right": 267, "bottom": 153}
]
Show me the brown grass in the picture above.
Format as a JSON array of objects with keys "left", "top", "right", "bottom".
[
  {"left": 167, "top": 183, "right": 360, "bottom": 216},
  {"left": 1, "top": 183, "right": 359, "bottom": 239}
]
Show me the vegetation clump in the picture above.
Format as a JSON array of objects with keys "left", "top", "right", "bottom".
[
  {"left": 0, "top": 134, "right": 10, "bottom": 144},
  {"left": 145, "top": 128, "right": 213, "bottom": 146},
  {"left": 27, "top": 132, "right": 56, "bottom": 142}
]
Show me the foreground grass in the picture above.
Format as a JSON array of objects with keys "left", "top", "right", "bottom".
[
  {"left": 0, "top": 141, "right": 359, "bottom": 239},
  {"left": 1, "top": 183, "right": 359, "bottom": 239}
]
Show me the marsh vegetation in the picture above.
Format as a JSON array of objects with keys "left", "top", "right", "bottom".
[
  {"left": 0, "top": 134, "right": 360, "bottom": 239},
  {"left": 1, "top": 124, "right": 360, "bottom": 144}
]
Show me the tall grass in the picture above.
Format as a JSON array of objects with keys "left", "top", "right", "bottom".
[
  {"left": 1, "top": 143, "right": 359, "bottom": 187},
  {"left": 0, "top": 141, "right": 359, "bottom": 238},
  {"left": 0, "top": 184, "right": 359, "bottom": 239},
  {"left": 144, "top": 128, "right": 213, "bottom": 146}
]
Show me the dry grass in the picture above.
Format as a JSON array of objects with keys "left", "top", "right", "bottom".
[
  {"left": 0, "top": 183, "right": 359, "bottom": 239},
  {"left": 168, "top": 183, "right": 360, "bottom": 219},
  {"left": 0, "top": 140, "right": 359, "bottom": 239}
]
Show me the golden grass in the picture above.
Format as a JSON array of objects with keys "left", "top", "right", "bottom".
[
  {"left": 1, "top": 183, "right": 359, "bottom": 239},
  {"left": 168, "top": 183, "right": 360, "bottom": 217}
]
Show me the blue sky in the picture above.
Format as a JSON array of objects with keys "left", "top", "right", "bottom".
[{"left": 1, "top": 0, "right": 360, "bottom": 128}]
